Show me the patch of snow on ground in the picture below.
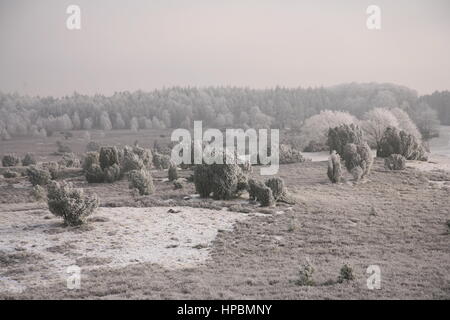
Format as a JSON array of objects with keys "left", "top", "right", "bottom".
[{"left": 0, "top": 206, "right": 249, "bottom": 279}]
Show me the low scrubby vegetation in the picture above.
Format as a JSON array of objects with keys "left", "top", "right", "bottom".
[
  {"left": 384, "top": 154, "right": 406, "bottom": 171},
  {"left": 153, "top": 152, "right": 171, "bottom": 170},
  {"left": 85, "top": 141, "right": 100, "bottom": 152},
  {"left": 26, "top": 166, "right": 52, "bottom": 186},
  {"left": 378, "top": 127, "right": 427, "bottom": 161},
  {"left": 193, "top": 152, "right": 248, "bottom": 200},
  {"left": 58, "top": 152, "right": 81, "bottom": 168},
  {"left": 337, "top": 264, "right": 355, "bottom": 283},
  {"left": 264, "top": 177, "right": 286, "bottom": 200},
  {"left": 279, "top": 144, "right": 307, "bottom": 164},
  {"left": 47, "top": 181, "right": 99, "bottom": 226},
  {"left": 31, "top": 185, "right": 47, "bottom": 202},
  {"left": 22, "top": 153, "right": 37, "bottom": 166},
  {"left": 127, "top": 169, "right": 154, "bottom": 195},
  {"left": 41, "top": 162, "right": 61, "bottom": 180},
  {"left": 248, "top": 179, "right": 275, "bottom": 207},
  {"left": 2, "top": 170, "right": 20, "bottom": 178},
  {"left": 342, "top": 142, "right": 373, "bottom": 181},
  {"left": 328, "top": 124, "right": 364, "bottom": 156},
  {"left": 168, "top": 163, "right": 178, "bottom": 181},
  {"left": 295, "top": 262, "right": 315, "bottom": 286},
  {"left": 83, "top": 145, "right": 153, "bottom": 183},
  {"left": 327, "top": 151, "right": 342, "bottom": 183},
  {"left": 2, "top": 154, "right": 20, "bottom": 167}
]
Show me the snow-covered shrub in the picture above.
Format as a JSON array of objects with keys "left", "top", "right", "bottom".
[
  {"left": 327, "top": 124, "right": 364, "bottom": 157},
  {"left": 47, "top": 181, "right": 99, "bottom": 226},
  {"left": 378, "top": 127, "right": 427, "bottom": 160},
  {"left": 2, "top": 154, "right": 20, "bottom": 167},
  {"left": 128, "top": 169, "right": 154, "bottom": 195},
  {"left": 342, "top": 142, "right": 373, "bottom": 181},
  {"left": 26, "top": 165, "right": 52, "bottom": 186},
  {"left": 327, "top": 151, "right": 342, "bottom": 183},
  {"left": 22, "top": 153, "right": 37, "bottom": 166},
  {"left": 384, "top": 154, "right": 406, "bottom": 171}
]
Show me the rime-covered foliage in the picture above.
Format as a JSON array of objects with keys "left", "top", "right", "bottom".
[
  {"left": 384, "top": 154, "right": 406, "bottom": 171},
  {"left": 127, "top": 169, "right": 154, "bottom": 195},
  {"left": 47, "top": 181, "right": 99, "bottom": 226},
  {"left": 327, "top": 124, "right": 364, "bottom": 156},
  {"left": 327, "top": 151, "right": 342, "bottom": 183},
  {"left": 378, "top": 127, "right": 427, "bottom": 160}
]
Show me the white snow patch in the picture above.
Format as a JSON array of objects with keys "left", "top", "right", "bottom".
[{"left": 0, "top": 206, "right": 249, "bottom": 279}]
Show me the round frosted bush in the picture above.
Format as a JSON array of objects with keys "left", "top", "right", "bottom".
[
  {"left": 99, "top": 146, "right": 120, "bottom": 169},
  {"left": 128, "top": 169, "right": 154, "bottom": 195},
  {"left": 152, "top": 152, "right": 171, "bottom": 170},
  {"left": 327, "top": 124, "right": 364, "bottom": 156},
  {"left": 85, "top": 164, "right": 105, "bottom": 183},
  {"left": 22, "top": 153, "right": 37, "bottom": 166},
  {"left": 26, "top": 165, "right": 52, "bottom": 186},
  {"left": 47, "top": 181, "right": 99, "bottom": 226}
]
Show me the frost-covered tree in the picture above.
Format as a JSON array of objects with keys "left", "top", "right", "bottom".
[
  {"left": 361, "top": 108, "right": 399, "bottom": 149},
  {"left": 390, "top": 108, "right": 421, "bottom": 141},
  {"left": 300, "top": 110, "right": 357, "bottom": 151},
  {"left": 99, "top": 111, "right": 112, "bottom": 131}
]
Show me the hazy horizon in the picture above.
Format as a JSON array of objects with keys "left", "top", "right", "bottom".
[{"left": 1, "top": 0, "right": 449, "bottom": 97}]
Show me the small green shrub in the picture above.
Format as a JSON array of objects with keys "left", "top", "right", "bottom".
[
  {"left": 279, "top": 144, "right": 307, "bottom": 164},
  {"left": 82, "top": 152, "right": 100, "bottom": 172},
  {"left": 47, "top": 181, "right": 99, "bottom": 226},
  {"left": 31, "top": 185, "right": 47, "bottom": 202},
  {"left": 210, "top": 163, "right": 246, "bottom": 200},
  {"left": 26, "top": 166, "right": 52, "bottom": 186},
  {"left": 337, "top": 263, "right": 355, "bottom": 283},
  {"left": 132, "top": 145, "right": 152, "bottom": 167},
  {"left": 168, "top": 163, "right": 178, "bottom": 181},
  {"left": 173, "top": 179, "right": 183, "bottom": 190},
  {"left": 121, "top": 146, "right": 145, "bottom": 173},
  {"left": 248, "top": 179, "right": 275, "bottom": 207},
  {"left": 104, "top": 164, "right": 121, "bottom": 183},
  {"left": 99, "top": 146, "right": 120, "bottom": 169},
  {"left": 327, "top": 150, "right": 342, "bottom": 183},
  {"left": 128, "top": 169, "right": 154, "bottom": 195},
  {"left": 295, "top": 262, "right": 315, "bottom": 286},
  {"left": 3, "top": 170, "right": 20, "bottom": 178},
  {"left": 85, "top": 164, "right": 105, "bottom": 183},
  {"left": 2, "top": 154, "right": 20, "bottom": 167},
  {"left": 194, "top": 164, "right": 213, "bottom": 198},
  {"left": 153, "top": 152, "right": 171, "bottom": 170},
  {"left": 41, "top": 161, "right": 60, "bottom": 180},
  {"left": 22, "top": 153, "right": 37, "bottom": 166},
  {"left": 86, "top": 141, "right": 100, "bottom": 152},
  {"left": 384, "top": 154, "right": 406, "bottom": 171},
  {"left": 58, "top": 153, "right": 81, "bottom": 168},
  {"left": 265, "top": 177, "right": 285, "bottom": 200}
]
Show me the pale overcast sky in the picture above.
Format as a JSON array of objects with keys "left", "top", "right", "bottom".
[{"left": 0, "top": 0, "right": 449, "bottom": 96}]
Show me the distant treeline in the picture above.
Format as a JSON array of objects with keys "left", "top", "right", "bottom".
[{"left": 0, "top": 83, "right": 447, "bottom": 140}]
